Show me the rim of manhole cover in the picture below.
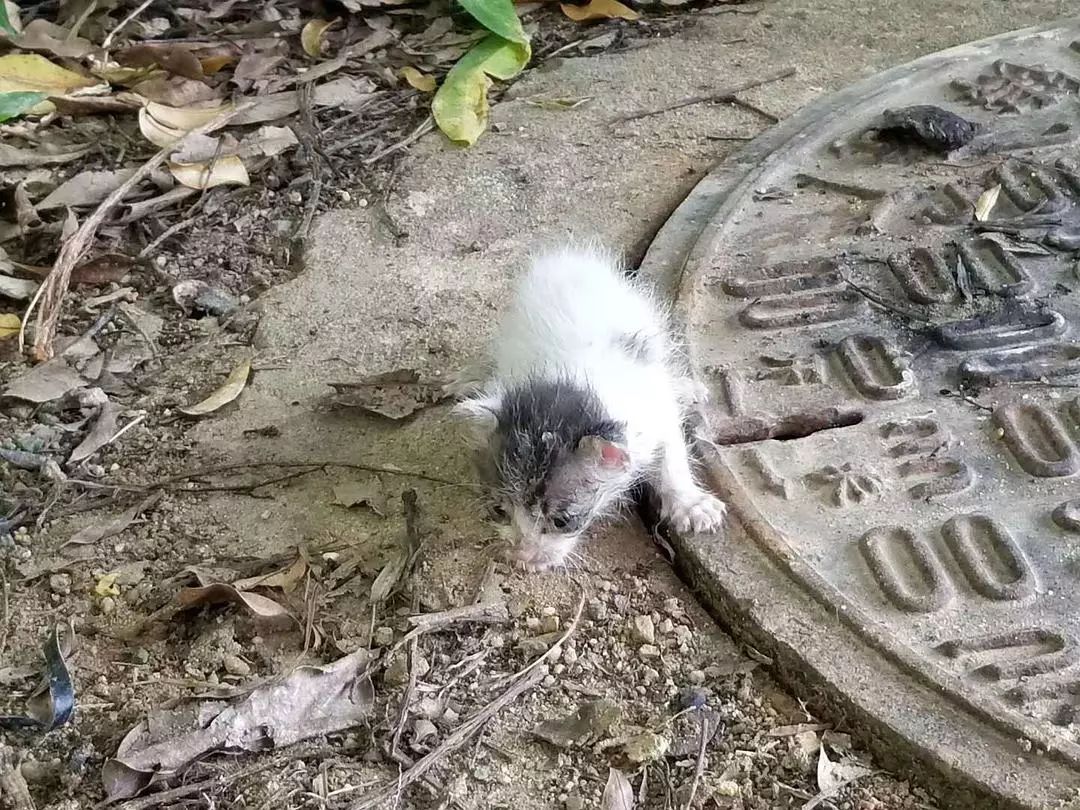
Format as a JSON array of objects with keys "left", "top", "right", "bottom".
[{"left": 641, "top": 20, "right": 1080, "bottom": 810}]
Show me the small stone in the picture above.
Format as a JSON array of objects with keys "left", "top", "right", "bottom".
[
  {"left": 542, "top": 674, "right": 557, "bottom": 687},
  {"left": 540, "top": 614, "right": 560, "bottom": 634},
  {"left": 287, "top": 190, "right": 303, "bottom": 204},
  {"left": 541, "top": 605, "right": 557, "bottom": 616},
  {"left": 632, "top": 615, "right": 656, "bottom": 645},
  {"left": 674, "top": 625, "right": 693, "bottom": 646},
  {"left": 689, "top": 669, "right": 706, "bottom": 685},
  {"left": 99, "top": 596, "right": 116, "bottom": 615},
  {"left": 716, "top": 780, "right": 741, "bottom": 797},
  {"left": 663, "top": 597, "right": 681, "bottom": 614},
  {"left": 20, "top": 760, "right": 50, "bottom": 783},
  {"left": 643, "top": 666, "right": 660, "bottom": 684},
  {"left": 384, "top": 654, "right": 409, "bottom": 686},
  {"left": 657, "top": 618, "right": 674, "bottom": 635},
  {"left": 414, "top": 653, "right": 431, "bottom": 679},
  {"left": 565, "top": 796, "right": 584, "bottom": 810},
  {"left": 526, "top": 616, "right": 541, "bottom": 631},
  {"left": 586, "top": 599, "right": 607, "bottom": 621},
  {"left": 413, "top": 718, "right": 438, "bottom": 743},
  {"left": 131, "top": 647, "right": 151, "bottom": 665},
  {"left": 49, "top": 573, "right": 71, "bottom": 596},
  {"left": 373, "top": 626, "right": 394, "bottom": 647},
  {"left": 222, "top": 653, "right": 250, "bottom": 677},
  {"left": 639, "top": 644, "right": 660, "bottom": 659}
]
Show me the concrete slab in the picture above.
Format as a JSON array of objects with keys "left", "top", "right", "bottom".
[{"left": 641, "top": 19, "right": 1080, "bottom": 810}]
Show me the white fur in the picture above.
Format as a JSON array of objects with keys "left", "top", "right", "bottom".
[{"left": 459, "top": 244, "right": 726, "bottom": 569}]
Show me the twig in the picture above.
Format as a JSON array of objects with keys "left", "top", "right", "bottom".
[
  {"left": 0, "top": 744, "right": 34, "bottom": 810},
  {"left": 842, "top": 276, "right": 930, "bottom": 324},
  {"left": 292, "top": 82, "right": 323, "bottom": 242},
  {"left": 142, "top": 460, "right": 477, "bottom": 490},
  {"left": 137, "top": 216, "right": 199, "bottom": 259},
  {"left": 348, "top": 666, "right": 546, "bottom": 810},
  {"left": 404, "top": 601, "right": 510, "bottom": 637},
  {"left": 391, "top": 596, "right": 420, "bottom": 757},
  {"left": 362, "top": 115, "right": 436, "bottom": 165},
  {"left": 685, "top": 715, "right": 709, "bottom": 808},
  {"left": 101, "top": 0, "right": 154, "bottom": 49},
  {"left": 493, "top": 585, "right": 585, "bottom": 684},
  {"left": 111, "top": 761, "right": 276, "bottom": 810},
  {"left": 613, "top": 67, "right": 795, "bottom": 124},
  {"left": 23, "top": 105, "right": 246, "bottom": 360},
  {"left": 0, "top": 566, "right": 9, "bottom": 663}
]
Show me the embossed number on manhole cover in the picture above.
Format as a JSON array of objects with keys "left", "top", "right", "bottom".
[{"left": 643, "top": 22, "right": 1080, "bottom": 810}]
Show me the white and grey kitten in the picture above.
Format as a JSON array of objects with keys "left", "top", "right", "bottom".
[{"left": 450, "top": 245, "right": 726, "bottom": 571}]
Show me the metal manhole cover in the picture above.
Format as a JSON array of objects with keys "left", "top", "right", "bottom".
[{"left": 641, "top": 21, "right": 1080, "bottom": 810}]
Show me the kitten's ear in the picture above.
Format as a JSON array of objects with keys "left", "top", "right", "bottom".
[
  {"left": 576, "top": 435, "right": 630, "bottom": 471},
  {"left": 451, "top": 394, "right": 500, "bottom": 441}
]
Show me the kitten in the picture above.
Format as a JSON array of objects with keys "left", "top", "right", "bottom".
[{"left": 450, "top": 245, "right": 726, "bottom": 571}]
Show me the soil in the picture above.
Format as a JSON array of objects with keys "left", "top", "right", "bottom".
[{"left": 1, "top": 1, "right": 1071, "bottom": 809}]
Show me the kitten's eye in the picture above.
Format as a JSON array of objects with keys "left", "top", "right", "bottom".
[{"left": 550, "top": 512, "right": 572, "bottom": 531}]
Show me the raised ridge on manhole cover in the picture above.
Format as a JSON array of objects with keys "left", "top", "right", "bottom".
[{"left": 641, "top": 20, "right": 1080, "bottom": 810}]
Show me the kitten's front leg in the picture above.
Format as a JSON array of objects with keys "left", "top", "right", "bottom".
[
  {"left": 655, "top": 423, "right": 726, "bottom": 534},
  {"left": 442, "top": 359, "right": 494, "bottom": 398}
]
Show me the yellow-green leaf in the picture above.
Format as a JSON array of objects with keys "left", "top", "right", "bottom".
[
  {"left": 301, "top": 19, "right": 336, "bottom": 58},
  {"left": 401, "top": 66, "right": 437, "bottom": 93},
  {"left": 0, "top": 2, "right": 16, "bottom": 37},
  {"left": 560, "top": 0, "right": 640, "bottom": 20},
  {"left": 0, "top": 53, "right": 99, "bottom": 94},
  {"left": 0, "top": 313, "right": 19, "bottom": 340},
  {"left": 457, "top": 0, "right": 529, "bottom": 46},
  {"left": 168, "top": 156, "right": 250, "bottom": 190},
  {"left": 179, "top": 357, "right": 252, "bottom": 416},
  {"left": 432, "top": 34, "right": 531, "bottom": 147},
  {"left": 0, "top": 91, "right": 45, "bottom": 122}
]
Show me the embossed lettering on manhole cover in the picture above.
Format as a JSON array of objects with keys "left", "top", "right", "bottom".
[{"left": 642, "top": 22, "right": 1080, "bottom": 810}]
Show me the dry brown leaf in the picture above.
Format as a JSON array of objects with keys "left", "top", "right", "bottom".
[
  {"left": 116, "top": 43, "right": 204, "bottom": 80},
  {"left": 131, "top": 76, "right": 223, "bottom": 107},
  {"left": 68, "top": 399, "right": 119, "bottom": 464},
  {"left": 232, "top": 556, "right": 308, "bottom": 593},
  {"left": 533, "top": 700, "right": 622, "bottom": 748},
  {"left": 813, "top": 746, "right": 873, "bottom": 802},
  {"left": 11, "top": 19, "right": 95, "bottom": 60},
  {"left": 232, "top": 48, "right": 286, "bottom": 89},
  {"left": 0, "top": 274, "right": 37, "bottom": 300},
  {"left": 370, "top": 550, "right": 409, "bottom": 603},
  {"left": 560, "top": 0, "right": 640, "bottom": 20},
  {"left": 401, "top": 66, "right": 437, "bottom": 92},
  {"left": 176, "top": 582, "right": 295, "bottom": 629},
  {"left": 139, "top": 101, "right": 233, "bottom": 147},
  {"left": 326, "top": 369, "right": 448, "bottom": 419},
  {"left": 601, "top": 768, "right": 634, "bottom": 810},
  {"left": 301, "top": 19, "right": 337, "bottom": 58},
  {"left": 37, "top": 168, "right": 138, "bottom": 210},
  {"left": 65, "top": 492, "right": 161, "bottom": 546},
  {"left": 2, "top": 357, "right": 84, "bottom": 402},
  {"left": 0, "top": 142, "right": 90, "bottom": 168},
  {"left": 0, "top": 53, "right": 100, "bottom": 94},
  {"left": 178, "top": 357, "right": 251, "bottom": 416},
  {"left": 974, "top": 183, "right": 1001, "bottom": 222},
  {"left": 332, "top": 479, "right": 389, "bottom": 515},
  {"left": 101, "top": 648, "right": 374, "bottom": 801},
  {"left": 236, "top": 125, "right": 299, "bottom": 159},
  {"left": 0, "top": 313, "right": 19, "bottom": 340},
  {"left": 199, "top": 55, "right": 235, "bottom": 75},
  {"left": 70, "top": 253, "right": 137, "bottom": 285},
  {"left": 168, "top": 156, "right": 250, "bottom": 190},
  {"left": 229, "top": 76, "right": 377, "bottom": 126}
]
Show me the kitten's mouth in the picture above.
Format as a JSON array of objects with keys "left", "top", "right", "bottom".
[{"left": 505, "top": 534, "right": 579, "bottom": 573}]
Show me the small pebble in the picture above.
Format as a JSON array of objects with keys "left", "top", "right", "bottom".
[
  {"left": 540, "top": 614, "right": 560, "bottom": 634},
  {"left": 542, "top": 674, "right": 557, "bottom": 687},
  {"left": 49, "top": 573, "right": 71, "bottom": 596},
  {"left": 657, "top": 618, "right": 674, "bottom": 635},
  {"left": 373, "top": 626, "right": 395, "bottom": 647},
  {"left": 639, "top": 644, "right": 660, "bottom": 659},
  {"left": 586, "top": 599, "right": 607, "bottom": 621},
  {"left": 632, "top": 615, "right": 655, "bottom": 645},
  {"left": 287, "top": 190, "right": 303, "bottom": 204},
  {"left": 526, "top": 616, "right": 541, "bottom": 631},
  {"left": 222, "top": 653, "right": 250, "bottom": 677},
  {"left": 565, "top": 796, "right": 584, "bottom": 810},
  {"left": 100, "top": 596, "right": 116, "bottom": 615},
  {"left": 689, "top": 669, "right": 706, "bottom": 685}
]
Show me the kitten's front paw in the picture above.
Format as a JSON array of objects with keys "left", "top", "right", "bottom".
[{"left": 662, "top": 488, "right": 727, "bottom": 534}]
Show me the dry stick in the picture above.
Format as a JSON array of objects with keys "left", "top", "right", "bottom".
[
  {"left": 348, "top": 666, "right": 546, "bottom": 810},
  {"left": 137, "top": 216, "right": 199, "bottom": 259},
  {"left": 493, "top": 585, "right": 585, "bottom": 684},
  {"left": 390, "top": 596, "right": 421, "bottom": 758},
  {"left": 363, "top": 115, "right": 436, "bottom": 165},
  {"left": 0, "top": 565, "right": 9, "bottom": 662},
  {"left": 685, "top": 715, "right": 710, "bottom": 808},
  {"left": 112, "top": 761, "right": 276, "bottom": 810},
  {"left": 101, "top": 0, "right": 154, "bottom": 49},
  {"left": 143, "top": 459, "right": 475, "bottom": 490},
  {"left": 293, "top": 82, "right": 323, "bottom": 241},
  {"left": 614, "top": 67, "right": 796, "bottom": 125},
  {"left": 0, "top": 744, "right": 34, "bottom": 810},
  {"left": 23, "top": 105, "right": 246, "bottom": 360}
]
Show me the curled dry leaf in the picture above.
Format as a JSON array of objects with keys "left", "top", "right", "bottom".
[
  {"left": 813, "top": 745, "right": 873, "bottom": 802},
  {"left": 178, "top": 357, "right": 252, "bottom": 416},
  {"left": 0, "top": 141, "right": 90, "bottom": 167},
  {"left": 102, "top": 648, "right": 374, "bottom": 800},
  {"left": 37, "top": 168, "right": 138, "bottom": 210},
  {"left": 138, "top": 101, "right": 233, "bottom": 147},
  {"left": 67, "top": 399, "right": 119, "bottom": 464},
  {"left": 533, "top": 699, "right": 622, "bottom": 748},
  {"left": 401, "top": 66, "right": 437, "bottom": 92},
  {"left": 168, "top": 155, "right": 250, "bottom": 190},
  {"left": 176, "top": 581, "right": 295, "bottom": 629},
  {"left": 10, "top": 18, "right": 95, "bottom": 60},
  {"left": 326, "top": 369, "right": 448, "bottom": 419},
  {"left": 301, "top": 19, "right": 337, "bottom": 58},
  {"left": 231, "top": 556, "right": 308, "bottom": 593},
  {"left": 66, "top": 492, "right": 161, "bottom": 547},
  {"left": 561, "top": 0, "right": 640, "bottom": 20},
  {"left": 974, "top": 183, "right": 1001, "bottom": 222},
  {"left": 601, "top": 768, "right": 634, "bottom": 810},
  {"left": 131, "top": 76, "right": 223, "bottom": 107},
  {"left": 0, "top": 312, "right": 18, "bottom": 339},
  {"left": 70, "top": 253, "right": 136, "bottom": 286}
]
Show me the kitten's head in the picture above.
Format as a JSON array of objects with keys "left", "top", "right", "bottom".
[{"left": 454, "top": 379, "right": 632, "bottom": 571}]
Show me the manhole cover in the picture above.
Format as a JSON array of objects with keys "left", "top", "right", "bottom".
[{"left": 641, "top": 21, "right": 1080, "bottom": 810}]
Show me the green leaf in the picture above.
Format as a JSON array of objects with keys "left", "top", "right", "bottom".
[
  {"left": 432, "top": 33, "right": 530, "bottom": 147},
  {"left": 0, "top": 3, "right": 15, "bottom": 37},
  {"left": 0, "top": 91, "right": 46, "bottom": 123},
  {"left": 456, "top": 0, "right": 528, "bottom": 46}
]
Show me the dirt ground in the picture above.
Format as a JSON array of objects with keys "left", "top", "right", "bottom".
[{"left": 1, "top": 1, "right": 1076, "bottom": 809}]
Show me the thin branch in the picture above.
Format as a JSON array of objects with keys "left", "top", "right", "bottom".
[
  {"left": 613, "top": 67, "right": 795, "bottom": 125},
  {"left": 101, "top": 0, "right": 154, "bottom": 49}
]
